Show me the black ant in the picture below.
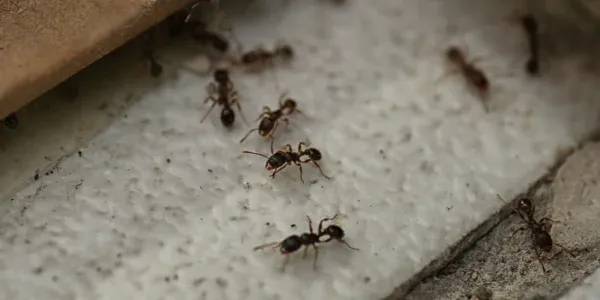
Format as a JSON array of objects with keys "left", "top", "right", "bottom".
[
  {"left": 253, "top": 214, "right": 359, "bottom": 271},
  {"left": 3, "top": 113, "right": 18, "bottom": 129},
  {"left": 521, "top": 14, "right": 539, "bottom": 75},
  {"left": 239, "top": 92, "right": 304, "bottom": 144},
  {"left": 192, "top": 29, "right": 230, "bottom": 54},
  {"left": 445, "top": 47, "right": 490, "bottom": 110},
  {"left": 141, "top": 30, "right": 163, "bottom": 77},
  {"left": 231, "top": 44, "right": 294, "bottom": 72},
  {"left": 242, "top": 141, "right": 331, "bottom": 183},
  {"left": 201, "top": 68, "right": 247, "bottom": 127},
  {"left": 496, "top": 194, "right": 576, "bottom": 273}
]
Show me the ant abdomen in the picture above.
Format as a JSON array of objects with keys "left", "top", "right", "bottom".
[
  {"left": 221, "top": 107, "right": 235, "bottom": 127},
  {"left": 259, "top": 117, "right": 276, "bottom": 136},
  {"left": 280, "top": 235, "right": 303, "bottom": 254},
  {"left": 535, "top": 231, "right": 553, "bottom": 252}
]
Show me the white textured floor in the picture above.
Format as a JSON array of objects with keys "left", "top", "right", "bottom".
[{"left": 2, "top": 0, "right": 600, "bottom": 300}]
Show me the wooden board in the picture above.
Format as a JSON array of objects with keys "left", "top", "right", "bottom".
[{"left": 0, "top": 0, "right": 195, "bottom": 119}]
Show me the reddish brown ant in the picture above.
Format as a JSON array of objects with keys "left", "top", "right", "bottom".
[
  {"left": 496, "top": 194, "right": 576, "bottom": 273},
  {"left": 231, "top": 43, "right": 294, "bottom": 72},
  {"left": 242, "top": 141, "right": 331, "bottom": 183},
  {"left": 445, "top": 46, "right": 490, "bottom": 110},
  {"left": 239, "top": 92, "right": 304, "bottom": 144},
  {"left": 253, "top": 214, "right": 359, "bottom": 271},
  {"left": 521, "top": 14, "right": 539, "bottom": 75},
  {"left": 201, "top": 68, "right": 248, "bottom": 127}
]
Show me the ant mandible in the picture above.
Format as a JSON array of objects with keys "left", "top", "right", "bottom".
[
  {"left": 201, "top": 68, "right": 248, "bottom": 127},
  {"left": 497, "top": 194, "right": 576, "bottom": 273},
  {"left": 231, "top": 43, "right": 294, "bottom": 73},
  {"left": 445, "top": 46, "right": 490, "bottom": 110},
  {"left": 242, "top": 140, "right": 331, "bottom": 183},
  {"left": 253, "top": 214, "right": 359, "bottom": 271},
  {"left": 239, "top": 91, "right": 305, "bottom": 144}
]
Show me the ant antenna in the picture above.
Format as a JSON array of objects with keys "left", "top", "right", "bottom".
[
  {"left": 496, "top": 194, "right": 508, "bottom": 204},
  {"left": 239, "top": 128, "right": 259, "bottom": 143},
  {"left": 242, "top": 150, "right": 269, "bottom": 159}
]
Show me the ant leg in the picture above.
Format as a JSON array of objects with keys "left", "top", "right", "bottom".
[
  {"left": 297, "top": 141, "right": 306, "bottom": 153},
  {"left": 205, "top": 83, "right": 217, "bottom": 100},
  {"left": 302, "top": 246, "right": 309, "bottom": 259},
  {"left": 554, "top": 242, "right": 577, "bottom": 258},
  {"left": 297, "top": 163, "right": 305, "bottom": 184},
  {"left": 281, "top": 118, "right": 290, "bottom": 132},
  {"left": 200, "top": 101, "right": 218, "bottom": 123},
  {"left": 239, "top": 128, "right": 258, "bottom": 144},
  {"left": 311, "top": 161, "right": 332, "bottom": 180},
  {"left": 230, "top": 90, "right": 250, "bottom": 125},
  {"left": 278, "top": 90, "right": 289, "bottom": 107},
  {"left": 270, "top": 164, "right": 289, "bottom": 179},
  {"left": 270, "top": 138, "right": 276, "bottom": 154},
  {"left": 338, "top": 239, "right": 360, "bottom": 251},
  {"left": 280, "top": 254, "right": 291, "bottom": 272},
  {"left": 312, "top": 244, "right": 319, "bottom": 270},
  {"left": 534, "top": 246, "right": 547, "bottom": 273},
  {"left": 284, "top": 144, "right": 293, "bottom": 153},
  {"left": 256, "top": 107, "right": 272, "bottom": 121},
  {"left": 509, "top": 226, "right": 528, "bottom": 240},
  {"left": 307, "top": 215, "right": 314, "bottom": 234},
  {"left": 317, "top": 214, "right": 339, "bottom": 234}
]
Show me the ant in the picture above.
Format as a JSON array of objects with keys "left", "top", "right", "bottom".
[
  {"left": 521, "top": 14, "right": 539, "bottom": 75},
  {"left": 231, "top": 44, "right": 294, "bottom": 72},
  {"left": 3, "top": 113, "right": 18, "bottom": 129},
  {"left": 253, "top": 214, "right": 359, "bottom": 271},
  {"left": 445, "top": 46, "right": 490, "bottom": 110},
  {"left": 141, "top": 30, "right": 163, "bottom": 77},
  {"left": 496, "top": 194, "right": 576, "bottom": 273},
  {"left": 242, "top": 141, "right": 331, "bottom": 183},
  {"left": 192, "top": 28, "right": 230, "bottom": 54},
  {"left": 201, "top": 68, "right": 247, "bottom": 127},
  {"left": 239, "top": 92, "right": 304, "bottom": 144}
]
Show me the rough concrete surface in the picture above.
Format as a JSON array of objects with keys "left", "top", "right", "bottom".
[
  {"left": 2, "top": 0, "right": 600, "bottom": 300},
  {"left": 406, "top": 142, "right": 600, "bottom": 300}
]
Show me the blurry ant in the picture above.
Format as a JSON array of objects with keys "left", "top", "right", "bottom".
[
  {"left": 253, "top": 214, "right": 359, "bottom": 271},
  {"left": 141, "top": 30, "right": 163, "bottom": 77},
  {"left": 231, "top": 43, "right": 294, "bottom": 73},
  {"left": 201, "top": 68, "right": 247, "bottom": 127},
  {"left": 239, "top": 92, "right": 304, "bottom": 144},
  {"left": 242, "top": 141, "right": 331, "bottom": 183},
  {"left": 445, "top": 46, "right": 490, "bottom": 111},
  {"left": 192, "top": 28, "right": 230, "bottom": 54},
  {"left": 3, "top": 113, "right": 18, "bottom": 129},
  {"left": 496, "top": 194, "right": 576, "bottom": 273},
  {"left": 521, "top": 14, "right": 539, "bottom": 75}
]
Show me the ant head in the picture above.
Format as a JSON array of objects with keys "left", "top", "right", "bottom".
[
  {"left": 277, "top": 45, "right": 294, "bottom": 59},
  {"left": 323, "top": 225, "right": 345, "bottom": 240},
  {"left": 282, "top": 98, "right": 297, "bottom": 110},
  {"left": 304, "top": 148, "right": 323, "bottom": 161},
  {"left": 3, "top": 113, "right": 18, "bottom": 129},
  {"left": 214, "top": 68, "right": 230, "bottom": 83},
  {"left": 280, "top": 235, "right": 302, "bottom": 254},
  {"left": 220, "top": 107, "right": 235, "bottom": 127},
  {"left": 445, "top": 47, "right": 463, "bottom": 63},
  {"left": 517, "top": 198, "right": 534, "bottom": 216}
]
